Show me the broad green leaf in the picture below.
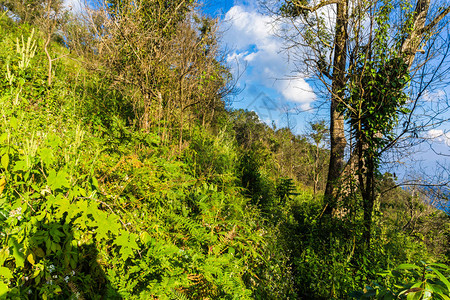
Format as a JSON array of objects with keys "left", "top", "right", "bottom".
[
  {"left": 119, "top": 246, "right": 133, "bottom": 261},
  {"left": 427, "top": 283, "right": 446, "bottom": 294},
  {"left": 54, "top": 197, "right": 70, "bottom": 219},
  {"left": 13, "top": 160, "right": 27, "bottom": 172},
  {"left": 0, "top": 247, "right": 10, "bottom": 265},
  {"left": 397, "top": 264, "right": 420, "bottom": 270},
  {"left": 47, "top": 169, "right": 70, "bottom": 190},
  {"left": 45, "top": 134, "right": 61, "bottom": 148},
  {"left": 1, "top": 154, "right": 8, "bottom": 170},
  {"left": 34, "top": 271, "right": 41, "bottom": 282},
  {"left": 34, "top": 247, "right": 45, "bottom": 257},
  {"left": 49, "top": 226, "right": 64, "bottom": 243},
  {"left": 0, "top": 178, "right": 5, "bottom": 195},
  {"left": 0, "top": 133, "right": 8, "bottom": 143},
  {"left": 0, "top": 282, "right": 9, "bottom": 297},
  {"left": 432, "top": 268, "right": 450, "bottom": 292},
  {"left": 70, "top": 258, "right": 76, "bottom": 269},
  {"left": 115, "top": 232, "right": 130, "bottom": 247},
  {"left": 115, "top": 230, "right": 139, "bottom": 261},
  {"left": 0, "top": 267, "right": 13, "bottom": 279},
  {"left": 411, "top": 282, "right": 423, "bottom": 289},
  {"left": 37, "top": 147, "right": 54, "bottom": 166},
  {"left": 406, "top": 291, "right": 422, "bottom": 300},
  {"left": 9, "top": 117, "right": 18, "bottom": 129},
  {"left": 422, "top": 289, "right": 432, "bottom": 300},
  {"left": 425, "top": 273, "right": 438, "bottom": 279},
  {"left": 10, "top": 238, "right": 24, "bottom": 268},
  {"left": 128, "top": 233, "right": 139, "bottom": 250},
  {"left": 91, "top": 176, "right": 99, "bottom": 190},
  {"left": 95, "top": 215, "right": 114, "bottom": 240},
  {"left": 429, "top": 263, "right": 450, "bottom": 270},
  {"left": 140, "top": 231, "right": 152, "bottom": 245}
]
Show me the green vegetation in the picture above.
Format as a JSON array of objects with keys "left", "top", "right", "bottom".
[
  {"left": 354, "top": 262, "right": 450, "bottom": 299},
  {"left": 0, "top": 0, "right": 449, "bottom": 299}
]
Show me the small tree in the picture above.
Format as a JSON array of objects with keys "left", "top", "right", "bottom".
[
  {"left": 307, "top": 120, "right": 328, "bottom": 196},
  {"left": 65, "top": 0, "right": 230, "bottom": 148},
  {"left": 39, "top": 0, "right": 66, "bottom": 86}
]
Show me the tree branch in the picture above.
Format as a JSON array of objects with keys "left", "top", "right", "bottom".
[
  {"left": 421, "top": 5, "right": 450, "bottom": 34},
  {"left": 292, "top": 0, "right": 340, "bottom": 13}
]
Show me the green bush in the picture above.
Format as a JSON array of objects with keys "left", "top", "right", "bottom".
[
  {"left": 183, "top": 126, "right": 237, "bottom": 185},
  {"left": 352, "top": 262, "right": 450, "bottom": 299}
]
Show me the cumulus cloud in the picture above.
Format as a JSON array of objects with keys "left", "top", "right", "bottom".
[
  {"left": 223, "top": 5, "right": 316, "bottom": 109},
  {"left": 427, "top": 129, "right": 450, "bottom": 146},
  {"left": 268, "top": 78, "right": 316, "bottom": 110},
  {"left": 224, "top": 6, "right": 275, "bottom": 48}
]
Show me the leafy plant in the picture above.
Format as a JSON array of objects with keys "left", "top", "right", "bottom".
[{"left": 352, "top": 262, "right": 450, "bottom": 299}]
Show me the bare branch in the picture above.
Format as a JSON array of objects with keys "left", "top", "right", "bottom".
[
  {"left": 421, "top": 5, "right": 450, "bottom": 34},
  {"left": 292, "top": 0, "right": 340, "bottom": 13}
]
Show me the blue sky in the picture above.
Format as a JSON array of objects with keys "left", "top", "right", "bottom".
[
  {"left": 201, "top": 0, "right": 321, "bottom": 133},
  {"left": 198, "top": 0, "right": 449, "bottom": 185}
]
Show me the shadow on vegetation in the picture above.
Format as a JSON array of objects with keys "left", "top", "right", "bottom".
[{"left": 4, "top": 221, "right": 121, "bottom": 299}]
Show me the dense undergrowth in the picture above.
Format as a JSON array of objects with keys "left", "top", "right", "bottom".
[
  {"left": 0, "top": 7, "right": 449, "bottom": 300},
  {"left": 0, "top": 17, "right": 295, "bottom": 299}
]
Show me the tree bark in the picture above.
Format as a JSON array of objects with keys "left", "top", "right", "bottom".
[
  {"left": 401, "top": 0, "right": 450, "bottom": 68},
  {"left": 324, "top": 0, "right": 348, "bottom": 214}
]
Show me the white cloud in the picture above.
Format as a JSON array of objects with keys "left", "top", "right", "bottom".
[
  {"left": 223, "top": 5, "right": 316, "bottom": 108},
  {"left": 63, "top": 0, "right": 86, "bottom": 15},
  {"left": 224, "top": 6, "right": 275, "bottom": 48},
  {"left": 277, "top": 78, "right": 315, "bottom": 109},
  {"left": 226, "top": 51, "right": 249, "bottom": 64},
  {"left": 423, "top": 89, "right": 446, "bottom": 102},
  {"left": 427, "top": 129, "right": 450, "bottom": 146}
]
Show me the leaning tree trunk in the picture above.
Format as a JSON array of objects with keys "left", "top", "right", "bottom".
[{"left": 400, "top": 0, "right": 449, "bottom": 68}]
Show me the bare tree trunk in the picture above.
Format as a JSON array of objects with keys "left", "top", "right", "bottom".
[
  {"left": 43, "top": 0, "right": 55, "bottom": 87},
  {"left": 44, "top": 33, "right": 52, "bottom": 86},
  {"left": 179, "top": 78, "right": 184, "bottom": 152},
  {"left": 157, "top": 92, "right": 162, "bottom": 138},
  {"left": 313, "top": 142, "right": 320, "bottom": 197},
  {"left": 324, "top": 0, "right": 348, "bottom": 214},
  {"left": 179, "top": 106, "right": 184, "bottom": 151}
]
